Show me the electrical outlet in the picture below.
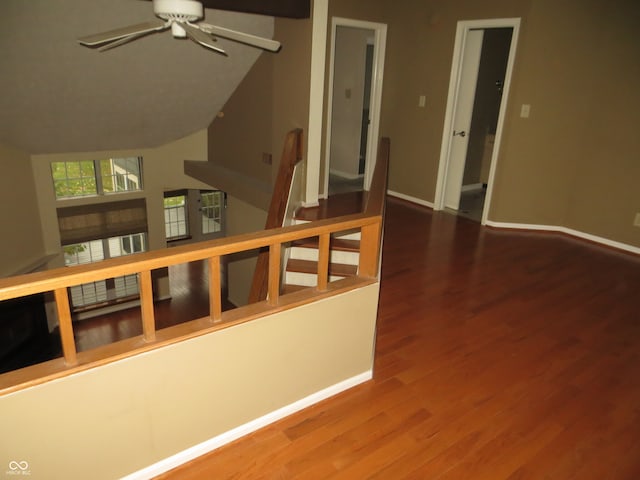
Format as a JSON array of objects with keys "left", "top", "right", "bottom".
[
  {"left": 262, "top": 153, "right": 272, "bottom": 165},
  {"left": 634, "top": 212, "right": 640, "bottom": 227}
]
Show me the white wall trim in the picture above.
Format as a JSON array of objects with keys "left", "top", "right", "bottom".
[
  {"left": 485, "top": 220, "right": 640, "bottom": 255},
  {"left": 387, "top": 190, "right": 434, "bottom": 209},
  {"left": 323, "top": 17, "right": 387, "bottom": 196},
  {"left": 385, "top": 196, "right": 639, "bottom": 255},
  {"left": 122, "top": 370, "right": 373, "bottom": 480},
  {"left": 330, "top": 168, "right": 365, "bottom": 180},
  {"left": 433, "top": 18, "right": 521, "bottom": 226},
  {"left": 461, "top": 183, "right": 483, "bottom": 192},
  {"left": 304, "top": 0, "right": 329, "bottom": 206}
]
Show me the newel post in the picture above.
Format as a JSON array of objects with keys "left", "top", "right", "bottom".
[{"left": 358, "top": 220, "right": 382, "bottom": 279}]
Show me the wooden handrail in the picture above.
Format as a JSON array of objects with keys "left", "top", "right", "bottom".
[
  {"left": 0, "top": 213, "right": 380, "bottom": 393},
  {"left": 0, "top": 214, "right": 376, "bottom": 301},
  {"left": 0, "top": 136, "right": 389, "bottom": 396},
  {"left": 249, "top": 128, "right": 304, "bottom": 303}
]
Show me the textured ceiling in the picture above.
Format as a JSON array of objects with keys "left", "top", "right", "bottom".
[{"left": 0, "top": 0, "right": 274, "bottom": 154}]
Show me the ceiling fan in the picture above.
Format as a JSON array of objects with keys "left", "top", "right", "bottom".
[{"left": 77, "top": 0, "right": 281, "bottom": 55}]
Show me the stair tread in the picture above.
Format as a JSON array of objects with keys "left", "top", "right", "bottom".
[
  {"left": 294, "top": 191, "right": 366, "bottom": 221},
  {"left": 286, "top": 259, "right": 358, "bottom": 276},
  {"left": 281, "top": 284, "right": 309, "bottom": 295},
  {"left": 291, "top": 238, "right": 360, "bottom": 252}
]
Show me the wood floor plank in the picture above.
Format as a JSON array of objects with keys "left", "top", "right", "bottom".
[{"left": 152, "top": 197, "right": 640, "bottom": 479}]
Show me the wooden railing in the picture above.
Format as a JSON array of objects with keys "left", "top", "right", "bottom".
[
  {"left": 249, "top": 128, "right": 304, "bottom": 303},
  {"left": 0, "top": 137, "right": 389, "bottom": 396}
]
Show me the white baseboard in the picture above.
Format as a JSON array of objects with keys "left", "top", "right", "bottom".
[
  {"left": 301, "top": 200, "right": 320, "bottom": 208},
  {"left": 384, "top": 191, "right": 637, "bottom": 255},
  {"left": 485, "top": 220, "right": 640, "bottom": 255},
  {"left": 329, "top": 168, "right": 363, "bottom": 180},
  {"left": 122, "top": 370, "right": 373, "bottom": 480},
  {"left": 387, "top": 190, "right": 434, "bottom": 209},
  {"left": 461, "top": 183, "right": 483, "bottom": 192}
]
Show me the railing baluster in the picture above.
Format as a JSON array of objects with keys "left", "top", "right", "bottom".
[
  {"left": 0, "top": 134, "right": 391, "bottom": 394},
  {"left": 139, "top": 270, "right": 156, "bottom": 342},
  {"left": 268, "top": 243, "right": 281, "bottom": 306},
  {"left": 209, "top": 256, "right": 222, "bottom": 322},
  {"left": 54, "top": 288, "right": 78, "bottom": 366},
  {"left": 317, "top": 233, "right": 330, "bottom": 291}
]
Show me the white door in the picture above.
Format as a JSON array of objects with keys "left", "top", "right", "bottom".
[
  {"left": 434, "top": 18, "right": 520, "bottom": 224},
  {"left": 443, "top": 29, "right": 483, "bottom": 210}
]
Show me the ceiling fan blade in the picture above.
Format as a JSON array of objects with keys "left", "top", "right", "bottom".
[
  {"left": 78, "top": 19, "right": 168, "bottom": 46},
  {"left": 198, "top": 23, "right": 281, "bottom": 52},
  {"left": 182, "top": 23, "right": 227, "bottom": 55},
  {"left": 97, "top": 32, "right": 153, "bottom": 52}
]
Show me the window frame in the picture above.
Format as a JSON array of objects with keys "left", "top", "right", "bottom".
[
  {"left": 51, "top": 157, "right": 143, "bottom": 200},
  {"left": 200, "top": 190, "right": 225, "bottom": 235},
  {"left": 164, "top": 190, "right": 190, "bottom": 242},
  {"left": 63, "top": 233, "right": 147, "bottom": 309}
]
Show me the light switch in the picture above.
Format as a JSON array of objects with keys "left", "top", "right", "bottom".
[
  {"left": 520, "top": 104, "right": 531, "bottom": 118},
  {"left": 345, "top": 88, "right": 351, "bottom": 99},
  {"left": 419, "top": 95, "right": 426, "bottom": 108}
]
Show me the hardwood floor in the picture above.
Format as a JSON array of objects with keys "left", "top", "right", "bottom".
[{"left": 154, "top": 196, "right": 640, "bottom": 479}]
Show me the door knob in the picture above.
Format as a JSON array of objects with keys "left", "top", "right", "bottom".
[{"left": 453, "top": 130, "right": 466, "bottom": 137}]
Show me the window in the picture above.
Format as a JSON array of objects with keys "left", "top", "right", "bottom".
[
  {"left": 51, "top": 161, "right": 97, "bottom": 198},
  {"left": 100, "top": 158, "right": 141, "bottom": 194},
  {"left": 63, "top": 233, "right": 147, "bottom": 309},
  {"left": 52, "top": 157, "right": 142, "bottom": 199},
  {"left": 200, "top": 190, "right": 224, "bottom": 234},
  {"left": 164, "top": 192, "right": 188, "bottom": 240}
]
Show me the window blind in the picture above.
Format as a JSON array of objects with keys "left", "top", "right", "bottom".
[{"left": 57, "top": 198, "right": 147, "bottom": 245}]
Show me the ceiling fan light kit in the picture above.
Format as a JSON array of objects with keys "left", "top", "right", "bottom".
[
  {"left": 77, "top": 0, "right": 281, "bottom": 54},
  {"left": 154, "top": 0, "right": 202, "bottom": 37}
]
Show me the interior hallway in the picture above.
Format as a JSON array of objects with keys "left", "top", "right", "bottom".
[{"left": 157, "top": 196, "right": 640, "bottom": 479}]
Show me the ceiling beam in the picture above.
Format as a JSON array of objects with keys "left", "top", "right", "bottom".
[{"left": 143, "top": 0, "right": 310, "bottom": 19}]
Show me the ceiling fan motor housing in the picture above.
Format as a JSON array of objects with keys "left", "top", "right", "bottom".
[{"left": 153, "top": 0, "right": 204, "bottom": 37}]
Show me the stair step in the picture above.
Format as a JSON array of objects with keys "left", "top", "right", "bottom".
[
  {"left": 281, "top": 284, "right": 309, "bottom": 295},
  {"left": 291, "top": 238, "right": 360, "bottom": 252},
  {"left": 293, "top": 191, "right": 366, "bottom": 221},
  {"left": 292, "top": 219, "right": 361, "bottom": 241},
  {"left": 284, "top": 271, "right": 353, "bottom": 288},
  {"left": 286, "top": 259, "right": 358, "bottom": 277},
  {"left": 289, "top": 237, "right": 361, "bottom": 263},
  {"left": 289, "top": 246, "right": 359, "bottom": 265}
]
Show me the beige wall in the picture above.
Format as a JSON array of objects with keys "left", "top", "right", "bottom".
[
  {"left": 206, "top": 17, "right": 312, "bottom": 199},
  {"left": 200, "top": 16, "right": 314, "bottom": 302},
  {"left": 225, "top": 195, "right": 267, "bottom": 307},
  {"left": 207, "top": 54, "right": 274, "bottom": 188},
  {"left": 493, "top": 0, "right": 640, "bottom": 246},
  {"left": 0, "top": 283, "right": 379, "bottom": 480},
  {"left": 324, "top": 0, "right": 639, "bottom": 247},
  {"left": 0, "top": 142, "right": 46, "bottom": 277},
  {"left": 271, "top": 17, "right": 313, "bottom": 184},
  {"left": 323, "top": 0, "right": 526, "bottom": 197}
]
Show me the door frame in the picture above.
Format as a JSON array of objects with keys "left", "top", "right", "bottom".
[
  {"left": 322, "top": 17, "right": 387, "bottom": 198},
  {"left": 433, "top": 18, "right": 521, "bottom": 224}
]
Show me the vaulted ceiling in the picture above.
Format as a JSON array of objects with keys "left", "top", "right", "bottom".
[{"left": 0, "top": 0, "right": 292, "bottom": 154}]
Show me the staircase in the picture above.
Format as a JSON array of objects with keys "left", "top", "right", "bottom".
[
  {"left": 250, "top": 136, "right": 389, "bottom": 300},
  {"left": 282, "top": 192, "right": 365, "bottom": 293}
]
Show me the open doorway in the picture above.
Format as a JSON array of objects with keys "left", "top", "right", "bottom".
[
  {"left": 323, "top": 17, "right": 386, "bottom": 198},
  {"left": 434, "top": 19, "right": 521, "bottom": 224}
]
